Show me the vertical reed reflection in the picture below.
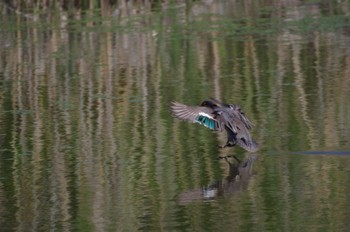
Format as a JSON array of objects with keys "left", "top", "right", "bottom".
[{"left": 0, "top": 1, "right": 350, "bottom": 231}]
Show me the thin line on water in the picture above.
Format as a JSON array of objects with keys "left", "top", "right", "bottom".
[{"left": 290, "top": 151, "right": 350, "bottom": 156}]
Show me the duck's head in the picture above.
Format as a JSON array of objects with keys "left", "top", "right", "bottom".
[{"left": 200, "top": 100, "right": 218, "bottom": 109}]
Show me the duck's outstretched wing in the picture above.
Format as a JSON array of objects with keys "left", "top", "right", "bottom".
[{"left": 170, "top": 102, "right": 222, "bottom": 130}]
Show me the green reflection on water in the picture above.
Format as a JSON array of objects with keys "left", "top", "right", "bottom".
[{"left": 1, "top": 1, "right": 350, "bottom": 231}]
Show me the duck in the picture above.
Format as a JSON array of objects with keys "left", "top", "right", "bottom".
[{"left": 170, "top": 98, "right": 258, "bottom": 152}]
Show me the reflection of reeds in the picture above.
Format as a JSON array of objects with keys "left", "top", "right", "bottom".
[{"left": 1, "top": 0, "right": 350, "bottom": 231}]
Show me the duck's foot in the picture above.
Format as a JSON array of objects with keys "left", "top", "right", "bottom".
[
  {"left": 232, "top": 155, "right": 240, "bottom": 163},
  {"left": 218, "top": 142, "right": 236, "bottom": 149},
  {"left": 218, "top": 155, "right": 241, "bottom": 163},
  {"left": 218, "top": 156, "right": 230, "bottom": 163}
]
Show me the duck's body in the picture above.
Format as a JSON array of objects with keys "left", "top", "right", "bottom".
[{"left": 170, "top": 99, "right": 258, "bottom": 152}]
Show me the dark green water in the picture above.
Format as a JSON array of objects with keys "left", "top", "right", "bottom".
[{"left": 1, "top": 1, "right": 350, "bottom": 231}]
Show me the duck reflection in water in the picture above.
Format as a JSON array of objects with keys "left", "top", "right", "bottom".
[{"left": 177, "top": 155, "right": 258, "bottom": 205}]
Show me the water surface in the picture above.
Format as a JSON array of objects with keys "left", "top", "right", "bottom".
[{"left": 1, "top": 1, "right": 350, "bottom": 231}]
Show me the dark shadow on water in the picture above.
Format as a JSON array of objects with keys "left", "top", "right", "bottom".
[
  {"left": 290, "top": 150, "right": 350, "bottom": 156},
  {"left": 177, "top": 155, "right": 258, "bottom": 205}
]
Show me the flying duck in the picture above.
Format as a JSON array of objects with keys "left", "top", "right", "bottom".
[{"left": 170, "top": 99, "right": 258, "bottom": 152}]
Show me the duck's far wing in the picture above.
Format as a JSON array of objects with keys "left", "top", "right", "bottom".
[
  {"left": 236, "top": 110, "right": 254, "bottom": 129},
  {"left": 208, "top": 98, "right": 226, "bottom": 107},
  {"left": 170, "top": 102, "right": 221, "bottom": 130}
]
